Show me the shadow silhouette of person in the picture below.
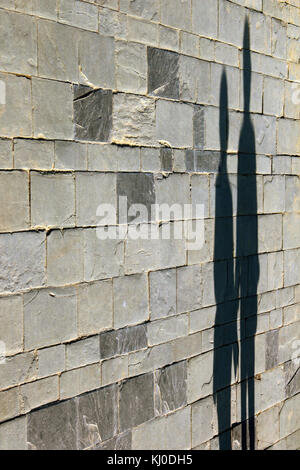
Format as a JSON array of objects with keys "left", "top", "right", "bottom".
[
  {"left": 213, "top": 69, "right": 238, "bottom": 450},
  {"left": 235, "top": 17, "right": 259, "bottom": 450}
]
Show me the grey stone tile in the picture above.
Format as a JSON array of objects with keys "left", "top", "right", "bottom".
[
  {"left": 147, "top": 47, "right": 179, "bottom": 99},
  {"left": 76, "top": 385, "right": 118, "bottom": 449},
  {"left": 284, "top": 361, "right": 300, "bottom": 398},
  {"left": 100, "top": 324, "right": 147, "bottom": 359},
  {"left": 117, "top": 172, "right": 155, "bottom": 223},
  {"left": 119, "top": 373, "right": 155, "bottom": 432},
  {"left": 154, "top": 361, "right": 187, "bottom": 415},
  {"left": 266, "top": 329, "right": 279, "bottom": 370},
  {"left": 74, "top": 86, "right": 113, "bottom": 142},
  {"left": 160, "top": 148, "right": 173, "bottom": 172},
  {"left": 27, "top": 400, "right": 77, "bottom": 450}
]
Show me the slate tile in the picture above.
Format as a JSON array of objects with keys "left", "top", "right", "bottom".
[
  {"left": 147, "top": 47, "right": 179, "bottom": 99},
  {"left": 74, "top": 86, "right": 113, "bottom": 142},
  {"left": 119, "top": 373, "right": 155, "bottom": 432},
  {"left": 100, "top": 324, "right": 147, "bottom": 360}
]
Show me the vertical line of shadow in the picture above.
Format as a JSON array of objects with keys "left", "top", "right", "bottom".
[
  {"left": 236, "top": 17, "right": 259, "bottom": 450},
  {"left": 213, "top": 17, "right": 259, "bottom": 450},
  {"left": 213, "top": 69, "right": 237, "bottom": 450}
]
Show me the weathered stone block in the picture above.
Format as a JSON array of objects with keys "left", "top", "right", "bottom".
[
  {"left": 112, "top": 93, "right": 156, "bottom": 146},
  {"left": 148, "top": 314, "right": 189, "bottom": 346},
  {"left": 219, "top": 1, "right": 245, "bottom": 48},
  {"left": 128, "top": 16, "right": 158, "bottom": 46},
  {"left": 27, "top": 400, "right": 77, "bottom": 450},
  {"left": 74, "top": 87, "right": 113, "bottom": 142},
  {"left": 31, "top": 172, "right": 75, "bottom": 228},
  {"left": 14, "top": 139, "right": 54, "bottom": 170},
  {"left": 38, "top": 345, "right": 65, "bottom": 378},
  {"left": 0, "top": 231, "right": 46, "bottom": 294},
  {"left": 66, "top": 336, "right": 100, "bottom": 370},
  {"left": 117, "top": 172, "right": 155, "bottom": 223},
  {"left": 116, "top": 41, "right": 147, "bottom": 94},
  {"left": 0, "top": 139, "right": 12, "bottom": 168},
  {"left": 0, "top": 351, "right": 37, "bottom": 390},
  {"left": 60, "top": 363, "right": 101, "bottom": 400},
  {"left": 119, "top": 373, "right": 154, "bottom": 431},
  {"left": 55, "top": 141, "right": 87, "bottom": 170},
  {"left": 192, "top": 0, "right": 218, "bottom": 38},
  {"left": 160, "top": 0, "right": 192, "bottom": 31},
  {"left": 32, "top": 78, "right": 73, "bottom": 140},
  {"left": 0, "top": 388, "right": 20, "bottom": 423},
  {"left": 119, "top": 0, "right": 159, "bottom": 20},
  {"left": 147, "top": 47, "right": 179, "bottom": 99},
  {"left": 0, "top": 417, "right": 26, "bottom": 450},
  {"left": 100, "top": 324, "right": 147, "bottom": 359},
  {"left": 0, "top": 171, "right": 29, "bottom": 231},
  {"left": 263, "top": 77, "right": 284, "bottom": 116},
  {"left": 77, "top": 280, "right": 113, "bottom": 336},
  {"left": 38, "top": 20, "right": 78, "bottom": 82},
  {"left": 160, "top": 148, "right": 173, "bottom": 172},
  {"left": 150, "top": 269, "right": 176, "bottom": 320},
  {"left": 24, "top": 287, "right": 77, "bottom": 350},
  {"left": 83, "top": 229, "right": 124, "bottom": 281},
  {"left": 0, "top": 295, "right": 23, "bottom": 355},
  {"left": 58, "top": 0, "right": 98, "bottom": 31},
  {"left": 20, "top": 376, "right": 59, "bottom": 413},
  {"left": 155, "top": 173, "right": 190, "bottom": 220},
  {"left": 284, "top": 213, "right": 300, "bottom": 250},
  {"left": 0, "top": 10, "right": 37, "bottom": 74},
  {"left": 177, "top": 265, "right": 202, "bottom": 313},
  {"left": 132, "top": 407, "right": 191, "bottom": 450},
  {"left": 192, "top": 396, "right": 216, "bottom": 447},
  {"left": 47, "top": 229, "right": 84, "bottom": 285},
  {"left": 113, "top": 274, "right": 149, "bottom": 329},
  {"left": 102, "top": 355, "right": 128, "bottom": 386},
  {"left": 76, "top": 172, "right": 116, "bottom": 226},
  {"left": 76, "top": 384, "right": 118, "bottom": 449},
  {"left": 154, "top": 361, "right": 187, "bottom": 415},
  {"left": 0, "top": 73, "right": 32, "bottom": 138},
  {"left": 156, "top": 99, "right": 194, "bottom": 148}
]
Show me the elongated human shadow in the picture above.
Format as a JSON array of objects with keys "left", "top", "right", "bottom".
[
  {"left": 236, "top": 18, "right": 259, "bottom": 450},
  {"left": 213, "top": 69, "right": 238, "bottom": 450}
]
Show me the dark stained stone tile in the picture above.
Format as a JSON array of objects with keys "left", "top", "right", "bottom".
[
  {"left": 100, "top": 324, "right": 147, "bottom": 360},
  {"left": 147, "top": 47, "right": 179, "bottom": 99},
  {"left": 119, "top": 373, "right": 155, "bottom": 432},
  {"left": 93, "top": 431, "right": 132, "bottom": 450},
  {"left": 154, "top": 361, "right": 187, "bottom": 415},
  {"left": 73, "top": 86, "right": 112, "bottom": 142},
  {"left": 76, "top": 385, "right": 118, "bottom": 449},
  {"left": 160, "top": 148, "right": 173, "bottom": 172},
  {"left": 266, "top": 329, "right": 279, "bottom": 370},
  {"left": 185, "top": 149, "right": 195, "bottom": 172},
  {"left": 117, "top": 172, "right": 155, "bottom": 223},
  {"left": 27, "top": 400, "right": 76, "bottom": 450}
]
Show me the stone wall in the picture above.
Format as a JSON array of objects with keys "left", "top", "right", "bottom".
[{"left": 0, "top": 0, "right": 299, "bottom": 450}]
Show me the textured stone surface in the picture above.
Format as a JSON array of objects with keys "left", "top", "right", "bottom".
[
  {"left": 119, "top": 373, "right": 155, "bottom": 431},
  {"left": 100, "top": 324, "right": 147, "bottom": 359},
  {"left": 156, "top": 99, "right": 194, "bottom": 148},
  {"left": 74, "top": 87, "right": 113, "bottom": 142},
  {"left": 155, "top": 362, "right": 187, "bottom": 414},
  {"left": 27, "top": 400, "right": 77, "bottom": 450},
  {"left": 150, "top": 269, "right": 176, "bottom": 320},
  {"left": 113, "top": 274, "right": 149, "bottom": 329},
  {"left": 112, "top": 93, "right": 156, "bottom": 145},
  {"left": 77, "top": 385, "right": 118, "bottom": 448},
  {"left": 117, "top": 172, "right": 155, "bottom": 223},
  {"left": 77, "top": 280, "right": 113, "bottom": 336},
  {"left": 148, "top": 47, "right": 179, "bottom": 99},
  {"left": 14, "top": 139, "right": 54, "bottom": 169},
  {"left": 24, "top": 287, "right": 77, "bottom": 350},
  {"left": 0, "top": 232, "right": 45, "bottom": 293}
]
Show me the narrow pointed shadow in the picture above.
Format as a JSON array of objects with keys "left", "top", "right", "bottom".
[
  {"left": 236, "top": 18, "right": 259, "bottom": 450},
  {"left": 213, "top": 69, "right": 238, "bottom": 450}
]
